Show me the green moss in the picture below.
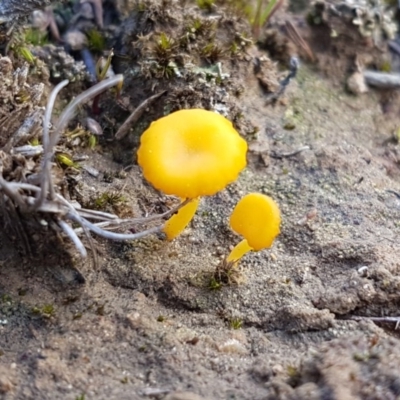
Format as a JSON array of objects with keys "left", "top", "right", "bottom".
[
  {"left": 1, "top": 294, "right": 12, "bottom": 303},
  {"left": 209, "top": 277, "right": 223, "bottom": 290},
  {"left": 197, "top": 0, "right": 215, "bottom": 11},
  {"left": 353, "top": 352, "right": 370, "bottom": 362},
  {"left": 87, "top": 191, "right": 127, "bottom": 212},
  {"left": 213, "top": 259, "right": 245, "bottom": 286},
  {"left": 87, "top": 28, "right": 106, "bottom": 52},
  {"left": 24, "top": 28, "right": 48, "bottom": 46},
  {"left": 200, "top": 42, "right": 225, "bottom": 63},
  {"left": 32, "top": 304, "right": 56, "bottom": 318},
  {"left": 14, "top": 46, "right": 36, "bottom": 64},
  {"left": 229, "top": 317, "right": 243, "bottom": 329},
  {"left": 154, "top": 33, "right": 176, "bottom": 64}
]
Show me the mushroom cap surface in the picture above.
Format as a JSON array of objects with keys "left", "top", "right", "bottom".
[
  {"left": 230, "top": 193, "right": 281, "bottom": 251},
  {"left": 137, "top": 109, "right": 247, "bottom": 199}
]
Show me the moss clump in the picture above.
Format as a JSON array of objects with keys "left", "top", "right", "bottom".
[
  {"left": 32, "top": 304, "right": 56, "bottom": 318},
  {"left": 85, "top": 190, "right": 131, "bottom": 216},
  {"left": 229, "top": 317, "right": 243, "bottom": 329},
  {"left": 87, "top": 28, "right": 106, "bottom": 52},
  {"left": 197, "top": 0, "right": 215, "bottom": 11}
]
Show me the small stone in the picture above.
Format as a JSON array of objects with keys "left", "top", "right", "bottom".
[
  {"left": 347, "top": 71, "right": 368, "bottom": 95},
  {"left": 218, "top": 338, "right": 247, "bottom": 354},
  {"left": 164, "top": 391, "right": 211, "bottom": 400}
]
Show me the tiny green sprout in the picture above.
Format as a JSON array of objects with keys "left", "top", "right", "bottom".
[
  {"left": 254, "top": 0, "right": 281, "bottom": 31},
  {"left": 75, "top": 395, "right": 85, "bottom": 400},
  {"left": 287, "top": 365, "right": 301, "bottom": 386},
  {"left": 213, "top": 259, "right": 244, "bottom": 286},
  {"left": 230, "top": 41, "right": 239, "bottom": 55},
  {"left": 29, "top": 138, "right": 40, "bottom": 146},
  {"left": 229, "top": 318, "right": 243, "bottom": 330},
  {"left": 66, "top": 126, "right": 87, "bottom": 140},
  {"left": 88, "top": 135, "right": 97, "bottom": 149},
  {"left": 200, "top": 42, "right": 225, "bottom": 63},
  {"left": 96, "top": 304, "right": 105, "bottom": 316},
  {"left": 73, "top": 312, "right": 83, "bottom": 320},
  {"left": 87, "top": 191, "right": 127, "bottom": 214},
  {"left": 154, "top": 33, "right": 175, "bottom": 63},
  {"left": 197, "top": 0, "right": 215, "bottom": 11},
  {"left": 41, "top": 304, "right": 55, "bottom": 317},
  {"left": 24, "top": 28, "right": 48, "bottom": 46},
  {"left": 17, "top": 46, "right": 35, "bottom": 64},
  {"left": 380, "top": 60, "right": 392, "bottom": 73},
  {"left": 120, "top": 377, "right": 129, "bottom": 384},
  {"left": 33, "top": 304, "right": 56, "bottom": 318},
  {"left": 136, "top": 1, "right": 146, "bottom": 12},
  {"left": 96, "top": 50, "right": 114, "bottom": 81},
  {"left": 56, "top": 153, "right": 80, "bottom": 169},
  {"left": 394, "top": 127, "right": 400, "bottom": 143},
  {"left": 353, "top": 352, "right": 370, "bottom": 362},
  {"left": 87, "top": 28, "right": 106, "bottom": 52},
  {"left": 190, "top": 18, "right": 203, "bottom": 33},
  {"left": 66, "top": 126, "right": 97, "bottom": 148},
  {"left": 187, "top": 18, "right": 214, "bottom": 36},
  {"left": 1, "top": 294, "right": 12, "bottom": 303},
  {"left": 209, "top": 277, "right": 222, "bottom": 290},
  {"left": 157, "top": 315, "right": 166, "bottom": 322},
  {"left": 287, "top": 365, "right": 298, "bottom": 377},
  {"left": 95, "top": 192, "right": 125, "bottom": 208},
  {"left": 15, "top": 89, "right": 31, "bottom": 104}
]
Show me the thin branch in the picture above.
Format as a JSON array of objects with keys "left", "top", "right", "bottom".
[
  {"left": 32, "top": 79, "right": 69, "bottom": 211},
  {"left": 55, "top": 193, "right": 98, "bottom": 262},
  {"left": 0, "top": 175, "right": 27, "bottom": 210},
  {"left": 67, "top": 212, "right": 163, "bottom": 241},
  {"left": 350, "top": 315, "right": 400, "bottom": 330},
  {"left": 73, "top": 199, "right": 192, "bottom": 233},
  {"left": 271, "top": 145, "right": 310, "bottom": 159},
  {"left": 363, "top": 70, "right": 400, "bottom": 89},
  {"left": 58, "top": 219, "right": 87, "bottom": 258},
  {"left": 285, "top": 20, "right": 314, "bottom": 62},
  {"left": 53, "top": 75, "right": 124, "bottom": 149},
  {"left": 14, "top": 144, "right": 44, "bottom": 157},
  {"left": 115, "top": 91, "right": 166, "bottom": 140}
]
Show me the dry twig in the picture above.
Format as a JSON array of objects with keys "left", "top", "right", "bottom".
[
  {"left": 350, "top": 315, "right": 400, "bottom": 330},
  {"left": 0, "top": 75, "right": 190, "bottom": 259},
  {"left": 115, "top": 91, "right": 166, "bottom": 140}
]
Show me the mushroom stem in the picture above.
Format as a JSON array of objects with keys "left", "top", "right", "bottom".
[
  {"left": 163, "top": 198, "right": 200, "bottom": 240},
  {"left": 226, "top": 239, "right": 253, "bottom": 263}
]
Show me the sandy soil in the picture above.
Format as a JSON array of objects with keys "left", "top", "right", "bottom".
[{"left": 1, "top": 1, "right": 400, "bottom": 399}]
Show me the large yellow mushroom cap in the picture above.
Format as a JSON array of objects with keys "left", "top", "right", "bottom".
[
  {"left": 137, "top": 109, "right": 247, "bottom": 199},
  {"left": 230, "top": 193, "right": 281, "bottom": 251}
]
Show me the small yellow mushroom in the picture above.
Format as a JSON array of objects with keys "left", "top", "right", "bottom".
[
  {"left": 137, "top": 109, "right": 247, "bottom": 240},
  {"left": 227, "top": 193, "right": 281, "bottom": 263}
]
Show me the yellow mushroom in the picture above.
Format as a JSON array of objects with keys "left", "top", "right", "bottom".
[
  {"left": 137, "top": 109, "right": 247, "bottom": 240},
  {"left": 227, "top": 193, "right": 281, "bottom": 263}
]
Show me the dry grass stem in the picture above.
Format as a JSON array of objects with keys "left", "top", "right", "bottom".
[
  {"left": 115, "top": 90, "right": 166, "bottom": 140},
  {"left": 0, "top": 74, "right": 184, "bottom": 259}
]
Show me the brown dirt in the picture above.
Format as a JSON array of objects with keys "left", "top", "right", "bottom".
[{"left": 1, "top": 1, "right": 400, "bottom": 399}]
